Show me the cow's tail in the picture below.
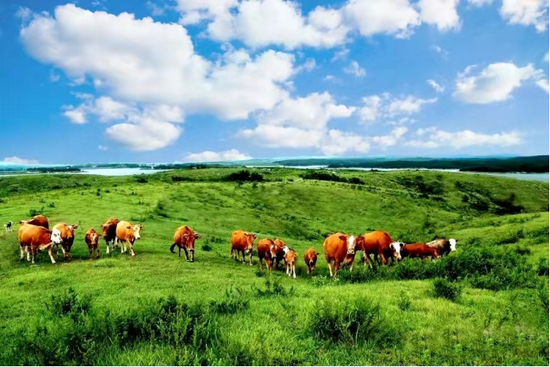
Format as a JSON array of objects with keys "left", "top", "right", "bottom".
[{"left": 170, "top": 243, "right": 177, "bottom": 253}]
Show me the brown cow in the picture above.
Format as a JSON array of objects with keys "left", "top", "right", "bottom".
[
  {"left": 323, "top": 233, "right": 356, "bottom": 277},
  {"left": 101, "top": 217, "right": 120, "bottom": 254},
  {"left": 284, "top": 247, "right": 297, "bottom": 278},
  {"left": 401, "top": 243, "right": 440, "bottom": 259},
  {"left": 304, "top": 248, "right": 319, "bottom": 275},
  {"left": 18, "top": 224, "right": 62, "bottom": 264},
  {"left": 52, "top": 223, "right": 79, "bottom": 260},
  {"left": 426, "top": 238, "right": 457, "bottom": 256},
  {"left": 170, "top": 225, "right": 200, "bottom": 262},
  {"left": 20, "top": 214, "right": 49, "bottom": 229},
  {"left": 257, "top": 238, "right": 274, "bottom": 270},
  {"left": 269, "top": 238, "right": 287, "bottom": 270},
  {"left": 85, "top": 228, "right": 100, "bottom": 259},
  {"left": 115, "top": 221, "right": 142, "bottom": 257},
  {"left": 355, "top": 230, "right": 402, "bottom": 267},
  {"left": 230, "top": 230, "right": 256, "bottom": 265}
]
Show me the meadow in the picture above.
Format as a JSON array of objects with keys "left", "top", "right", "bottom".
[{"left": 0, "top": 168, "right": 548, "bottom": 365}]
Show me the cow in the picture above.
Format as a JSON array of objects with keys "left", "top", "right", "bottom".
[
  {"left": 284, "top": 247, "right": 297, "bottom": 278},
  {"left": 400, "top": 242, "right": 441, "bottom": 259},
  {"left": 52, "top": 223, "right": 79, "bottom": 260},
  {"left": 354, "top": 230, "right": 402, "bottom": 267},
  {"left": 257, "top": 238, "right": 274, "bottom": 270},
  {"left": 304, "top": 248, "right": 319, "bottom": 275},
  {"left": 323, "top": 233, "right": 356, "bottom": 277},
  {"left": 85, "top": 228, "right": 100, "bottom": 259},
  {"left": 101, "top": 217, "right": 120, "bottom": 254},
  {"left": 170, "top": 225, "right": 200, "bottom": 262},
  {"left": 20, "top": 214, "right": 49, "bottom": 229},
  {"left": 18, "top": 224, "right": 62, "bottom": 264},
  {"left": 4, "top": 221, "right": 12, "bottom": 232},
  {"left": 230, "top": 230, "right": 256, "bottom": 265},
  {"left": 426, "top": 238, "right": 457, "bottom": 256},
  {"left": 115, "top": 221, "right": 142, "bottom": 257},
  {"left": 269, "top": 238, "right": 287, "bottom": 270}
]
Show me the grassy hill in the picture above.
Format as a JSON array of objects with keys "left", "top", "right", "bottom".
[{"left": 0, "top": 168, "right": 548, "bottom": 365}]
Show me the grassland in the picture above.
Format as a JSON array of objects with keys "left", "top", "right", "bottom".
[{"left": 0, "top": 168, "right": 548, "bottom": 365}]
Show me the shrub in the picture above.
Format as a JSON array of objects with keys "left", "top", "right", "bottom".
[
  {"left": 134, "top": 176, "right": 148, "bottom": 183},
  {"left": 537, "top": 257, "right": 549, "bottom": 276},
  {"left": 538, "top": 280, "right": 549, "bottom": 312},
  {"left": 398, "top": 291, "right": 412, "bottom": 311},
  {"left": 224, "top": 170, "right": 264, "bottom": 182},
  {"left": 46, "top": 287, "right": 92, "bottom": 321},
  {"left": 201, "top": 244, "right": 212, "bottom": 251},
  {"left": 433, "top": 278, "right": 462, "bottom": 301},
  {"left": 28, "top": 208, "right": 43, "bottom": 217},
  {"left": 253, "top": 279, "right": 294, "bottom": 297}
]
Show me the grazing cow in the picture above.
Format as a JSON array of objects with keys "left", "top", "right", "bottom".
[
  {"left": 284, "top": 247, "right": 297, "bottom": 278},
  {"left": 18, "top": 224, "right": 62, "bottom": 264},
  {"left": 426, "top": 238, "right": 457, "bottom": 256},
  {"left": 230, "top": 230, "right": 256, "bottom": 265},
  {"left": 257, "top": 238, "right": 274, "bottom": 270},
  {"left": 85, "top": 228, "right": 100, "bottom": 259},
  {"left": 170, "top": 225, "right": 200, "bottom": 262},
  {"left": 115, "top": 221, "right": 142, "bottom": 257},
  {"left": 401, "top": 243, "right": 440, "bottom": 259},
  {"left": 20, "top": 214, "right": 49, "bottom": 229},
  {"left": 52, "top": 223, "right": 79, "bottom": 260},
  {"left": 323, "top": 233, "right": 356, "bottom": 277},
  {"left": 269, "top": 238, "right": 287, "bottom": 270},
  {"left": 355, "top": 230, "right": 402, "bottom": 267},
  {"left": 101, "top": 217, "right": 120, "bottom": 254},
  {"left": 304, "top": 248, "right": 319, "bottom": 275},
  {"left": 4, "top": 221, "right": 12, "bottom": 232}
]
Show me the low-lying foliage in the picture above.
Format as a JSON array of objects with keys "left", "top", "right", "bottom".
[
  {"left": 537, "top": 257, "right": 549, "bottom": 276},
  {"left": 224, "top": 170, "right": 264, "bottom": 182},
  {"left": 398, "top": 291, "right": 412, "bottom": 311},
  {"left": 253, "top": 278, "right": 295, "bottom": 297},
  {"left": 433, "top": 278, "right": 462, "bottom": 301}
]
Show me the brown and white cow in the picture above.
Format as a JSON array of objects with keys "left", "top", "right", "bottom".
[
  {"left": 269, "top": 238, "right": 287, "bottom": 270},
  {"left": 355, "top": 230, "right": 401, "bottom": 267},
  {"left": 52, "top": 223, "right": 79, "bottom": 260},
  {"left": 18, "top": 224, "right": 62, "bottom": 264},
  {"left": 115, "top": 221, "right": 142, "bottom": 257},
  {"left": 101, "top": 217, "right": 120, "bottom": 254},
  {"left": 85, "top": 228, "right": 100, "bottom": 259},
  {"left": 323, "top": 233, "right": 356, "bottom": 277},
  {"left": 284, "top": 247, "right": 297, "bottom": 279},
  {"left": 304, "top": 248, "right": 319, "bottom": 275},
  {"left": 230, "top": 230, "right": 256, "bottom": 265},
  {"left": 426, "top": 238, "right": 457, "bottom": 256},
  {"left": 170, "top": 225, "right": 200, "bottom": 262},
  {"left": 257, "top": 238, "right": 274, "bottom": 270},
  {"left": 400, "top": 242, "right": 440, "bottom": 259},
  {"left": 20, "top": 214, "right": 49, "bottom": 229}
]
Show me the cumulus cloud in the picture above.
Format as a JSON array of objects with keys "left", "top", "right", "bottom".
[
  {"left": 407, "top": 127, "right": 523, "bottom": 148},
  {"left": 500, "top": 0, "right": 549, "bottom": 32},
  {"left": 453, "top": 62, "right": 545, "bottom": 104},
  {"left": 3, "top": 156, "right": 39, "bottom": 164},
  {"left": 184, "top": 149, "right": 252, "bottom": 162},
  {"left": 467, "top": 0, "right": 493, "bottom": 6},
  {"left": 427, "top": 79, "right": 444, "bottom": 93},
  {"left": 419, "top": 0, "right": 461, "bottom": 31},
  {"left": 98, "top": 145, "right": 109, "bottom": 151},
  {"left": 536, "top": 78, "right": 549, "bottom": 93},
  {"left": 358, "top": 93, "right": 437, "bottom": 123},
  {"left": 343, "top": 61, "right": 366, "bottom": 77}
]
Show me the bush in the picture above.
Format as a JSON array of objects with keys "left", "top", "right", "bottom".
[
  {"left": 398, "top": 291, "right": 412, "bottom": 311},
  {"left": 253, "top": 279, "right": 294, "bottom": 297},
  {"left": 433, "top": 278, "right": 462, "bottom": 301},
  {"left": 201, "top": 244, "right": 212, "bottom": 251},
  {"left": 134, "top": 176, "right": 148, "bottom": 183},
  {"left": 46, "top": 287, "right": 92, "bottom": 320},
  {"left": 224, "top": 170, "right": 264, "bottom": 182},
  {"left": 537, "top": 257, "right": 549, "bottom": 276}
]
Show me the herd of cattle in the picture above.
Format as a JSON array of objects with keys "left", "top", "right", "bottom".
[{"left": 6, "top": 214, "right": 457, "bottom": 278}]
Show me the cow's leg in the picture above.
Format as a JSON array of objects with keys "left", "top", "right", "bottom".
[
  {"left": 334, "top": 261, "right": 341, "bottom": 276},
  {"left": 183, "top": 248, "right": 189, "bottom": 261},
  {"left": 48, "top": 247, "right": 56, "bottom": 264},
  {"left": 178, "top": 246, "right": 182, "bottom": 258},
  {"left": 114, "top": 237, "right": 118, "bottom": 249},
  {"left": 20, "top": 246, "right": 25, "bottom": 261},
  {"left": 292, "top": 264, "right": 296, "bottom": 278},
  {"left": 249, "top": 251, "right": 253, "bottom": 266},
  {"left": 379, "top": 252, "right": 387, "bottom": 265},
  {"left": 106, "top": 240, "right": 110, "bottom": 254},
  {"left": 259, "top": 256, "right": 263, "bottom": 270},
  {"left": 129, "top": 241, "right": 136, "bottom": 257}
]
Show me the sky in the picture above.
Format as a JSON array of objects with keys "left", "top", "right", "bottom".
[{"left": 0, "top": 0, "right": 548, "bottom": 164}]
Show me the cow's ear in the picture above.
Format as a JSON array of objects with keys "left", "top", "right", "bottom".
[
  {"left": 19, "top": 220, "right": 25, "bottom": 225},
  {"left": 316, "top": 252, "right": 320, "bottom": 256},
  {"left": 339, "top": 235, "right": 347, "bottom": 242},
  {"left": 72, "top": 224, "right": 79, "bottom": 230}
]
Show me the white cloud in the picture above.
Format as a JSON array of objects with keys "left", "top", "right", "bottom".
[
  {"left": 419, "top": 0, "right": 461, "bottom": 31},
  {"left": 49, "top": 70, "right": 60, "bottom": 82},
  {"left": 331, "top": 48, "right": 349, "bottom": 62},
  {"left": 2, "top": 156, "right": 39, "bottom": 164},
  {"left": 427, "top": 79, "right": 444, "bottom": 93},
  {"left": 544, "top": 52, "right": 549, "bottom": 62},
  {"left": 467, "top": 0, "right": 493, "bottom": 6},
  {"left": 105, "top": 117, "right": 182, "bottom": 151},
  {"left": 407, "top": 128, "right": 523, "bottom": 148},
  {"left": 98, "top": 145, "right": 109, "bottom": 151},
  {"left": 359, "top": 93, "right": 437, "bottom": 123},
  {"left": 321, "top": 129, "right": 371, "bottom": 155},
  {"left": 63, "top": 106, "right": 88, "bottom": 124},
  {"left": 146, "top": 1, "right": 171, "bottom": 16},
  {"left": 240, "top": 124, "right": 326, "bottom": 149},
  {"left": 358, "top": 95, "right": 382, "bottom": 122},
  {"left": 343, "top": 61, "right": 366, "bottom": 77},
  {"left": 500, "top": 0, "right": 549, "bottom": 32},
  {"left": 296, "top": 58, "right": 316, "bottom": 73},
  {"left": 432, "top": 45, "right": 449, "bottom": 57},
  {"left": 184, "top": 149, "right": 252, "bottom": 162},
  {"left": 536, "top": 78, "right": 549, "bottom": 93},
  {"left": 453, "top": 62, "right": 545, "bottom": 104}
]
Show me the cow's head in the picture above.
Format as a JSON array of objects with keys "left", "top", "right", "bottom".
[
  {"left": 51, "top": 228, "right": 63, "bottom": 245},
  {"left": 244, "top": 232, "right": 256, "bottom": 248},
  {"left": 354, "top": 235, "right": 365, "bottom": 251},
  {"left": 340, "top": 234, "right": 356, "bottom": 255},
  {"left": 449, "top": 239, "right": 457, "bottom": 252},
  {"left": 89, "top": 230, "right": 99, "bottom": 246},
  {"left": 133, "top": 224, "right": 143, "bottom": 240},
  {"left": 389, "top": 242, "right": 403, "bottom": 261},
  {"left": 101, "top": 223, "right": 111, "bottom": 238},
  {"left": 67, "top": 224, "right": 78, "bottom": 236}
]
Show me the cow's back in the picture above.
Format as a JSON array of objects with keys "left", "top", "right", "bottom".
[
  {"left": 116, "top": 221, "right": 132, "bottom": 240},
  {"left": 323, "top": 233, "right": 347, "bottom": 262},
  {"left": 231, "top": 230, "right": 247, "bottom": 250},
  {"left": 28, "top": 215, "right": 49, "bottom": 229},
  {"left": 362, "top": 230, "right": 392, "bottom": 252},
  {"left": 18, "top": 224, "right": 51, "bottom": 247},
  {"left": 103, "top": 218, "right": 119, "bottom": 239}
]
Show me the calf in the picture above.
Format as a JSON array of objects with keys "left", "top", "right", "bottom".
[
  {"left": 18, "top": 224, "right": 62, "bottom": 264},
  {"left": 323, "top": 233, "right": 356, "bottom": 277},
  {"left": 170, "top": 225, "right": 200, "bottom": 262},
  {"left": 101, "top": 217, "right": 120, "bottom": 254},
  {"left": 284, "top": 247, "right": 297, "bottom": 279},
  {"left": 116, "top": 221, "right": 142, "bottom": 257},
  {"left": 426, "top": 238, "right": 457, "bottom": 256},
  {"left": 4, "top": 221, "right": 12, "bottom": 232},
  {"left": 257, "top": 238, "right": 274, "bottom": 270},
  {"left": 401, "top": 243, "right": 440, "bottom": 259},
  {"left": 269, "top": 238, "right": 287, "bottom": 270},
  {"left": 85, "top": 228, "right": 100, "bottom": 259},
  {"left": 230, "top": 230, "right": 256, "bottom": 265},
  {"left": 304, "top": 248, "right": 319, "bottom": 275},
  {"left": 355, "top": 230, "right": 401, "bottom": 267},
  {"left": 52, "top": 223, "right": 79, "bottom": 260},
  {"left": 20, "top": 214, "right": 49, "bottom": 229}
]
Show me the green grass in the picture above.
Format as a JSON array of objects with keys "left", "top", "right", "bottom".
[{"left": 0, "top": 168, "right": 548, "bottom": 365}]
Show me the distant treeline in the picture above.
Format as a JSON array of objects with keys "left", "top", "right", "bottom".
[
  {"left": 278, "top": 155, "right": 549, "bottom": 173},
  {"left": 26, "top": 167, "right": 81, "bottom": 173}
]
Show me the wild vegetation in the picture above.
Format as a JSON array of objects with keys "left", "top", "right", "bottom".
[{"left": 0, "top": 168, "right": 548, "bottom": 365}]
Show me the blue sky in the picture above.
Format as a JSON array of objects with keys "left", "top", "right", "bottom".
[{"left": 0, "top": 0, "right": 548, "bottom": 164}]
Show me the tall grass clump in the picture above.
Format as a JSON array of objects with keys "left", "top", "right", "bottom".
[{"left": 433, "top": 278, "right": 462, "bottom": 302}]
